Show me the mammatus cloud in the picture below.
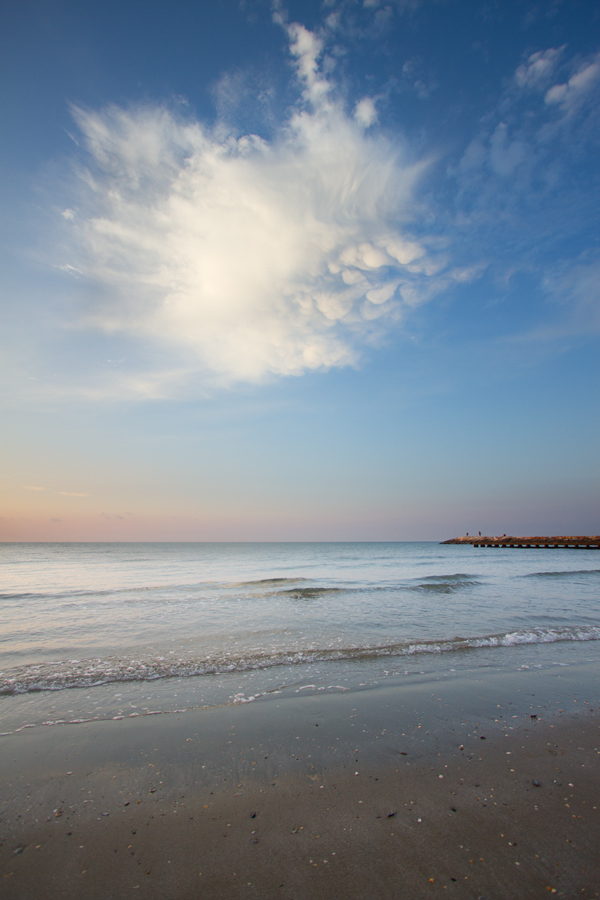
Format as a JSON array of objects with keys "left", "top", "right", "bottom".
[{"left": 57, "top": 20, "right": 468, "bottom": 395}]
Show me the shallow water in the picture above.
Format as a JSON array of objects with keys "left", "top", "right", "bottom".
[{"left": 1, "top": 541, "right": 599, "bottom": 730}]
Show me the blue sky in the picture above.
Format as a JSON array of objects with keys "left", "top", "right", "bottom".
[{"left": 1, "top": 0, "right": 599, "bottom": 540}]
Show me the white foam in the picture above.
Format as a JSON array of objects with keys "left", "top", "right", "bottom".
[{"left": 2, "top": 625, "right": 599, "bottom": 697}]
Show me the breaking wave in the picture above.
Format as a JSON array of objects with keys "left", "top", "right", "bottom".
[
  {"left": 279, "top": 587, "right": 346, "bottom": 599},
  {"left": 231, "top": 578, "right": 311, "bottom": 587},
  {"left": 406, "top": 573, "right": 482, "bottom": 593},
  {"left": 419, "top": 573, "right": 479, "bottom": 581},
  {"left": 0, "top": 577, "right": 312, "bottom": 602},
  {"left": 2, "top": 625, "right": 599, "bottom": 696}
]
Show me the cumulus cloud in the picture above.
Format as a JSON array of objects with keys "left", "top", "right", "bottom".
[{"left": 57, "top": 20, "right": 451, "bottom": 394}]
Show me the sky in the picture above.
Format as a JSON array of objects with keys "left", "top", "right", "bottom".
[{"left": 0, "top": 0, "right": 599, "bottom": 541}]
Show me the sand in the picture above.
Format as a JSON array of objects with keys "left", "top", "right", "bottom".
[{"left": 1, "top": 662, "right": 599, "bottom": 899}]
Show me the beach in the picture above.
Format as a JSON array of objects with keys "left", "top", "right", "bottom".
[
  {"left": 2, "top": 658, "right": 599, "bottom": 899},
  {"left": 3, "top": 0, "right": 600, "bottom": 888},
  {"left": 2, "top": 542, "right": 599, "bottom": 897}
]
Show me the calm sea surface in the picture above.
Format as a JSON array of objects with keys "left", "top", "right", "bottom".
[{"left": 1, "top": 542, "right": 599, "bottom": 733}]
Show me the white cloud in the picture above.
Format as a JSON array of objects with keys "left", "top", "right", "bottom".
[
  {"left": 545, "top": 55, "right": 600, "bottom": 113},
  {"left": 286, "top": 22, "right": 330, "bottom": 105},
  {"left": 514, "top": 47, "right": 564, "bottom": 90},
  {"left": 57, "top": 22, "right": 448, "bottom": 394},
  {"left": 450, "top": 36, "right": 599, "bottom": 345},
  {"left": 454, "top": 46, "right": 600, "bottom": 200},
  {"left": 354, "top": 97, "right": 378, "bottom": 127}
]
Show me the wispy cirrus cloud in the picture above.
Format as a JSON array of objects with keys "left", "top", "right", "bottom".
[
  {"left": 450, "top": 44, "right": 600, "bottom": 340},
  {"left": 539, "top": 251, "right": 600, "bottom": 336},
  {"left": 456, "top": 45, "right": 600, "bottom": 195},
  {"left": 22, "top": 486, "right": 88, "bottom": 496}
]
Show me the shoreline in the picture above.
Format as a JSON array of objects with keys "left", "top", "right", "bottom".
[
  {"left": 2, "top": 662, "right": 599, "bottom": 898},
  {"left": 3, "top": 635, "right": 600, "bottom": 736}
]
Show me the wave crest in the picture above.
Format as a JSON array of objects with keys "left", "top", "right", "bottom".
[{"left": 525, "top": 569, "right": 600, "bottom": 579}]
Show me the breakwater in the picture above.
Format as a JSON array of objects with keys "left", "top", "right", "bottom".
[{"left": 442, "top": 535, "right": 600, "bottom": 548}]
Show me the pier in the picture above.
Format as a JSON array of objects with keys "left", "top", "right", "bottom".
[{"left": 441, "top": 535, "right": 600, "bottom": 549}]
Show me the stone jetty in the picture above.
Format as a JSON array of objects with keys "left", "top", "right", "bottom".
[{"left": 441, "top": 535, "right": 600, "bottom": 548}]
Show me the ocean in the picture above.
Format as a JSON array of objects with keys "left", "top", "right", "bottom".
[{"left": 1, "top": 541, "right": 599, "bottom": 735}]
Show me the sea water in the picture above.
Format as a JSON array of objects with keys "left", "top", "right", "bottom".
[{"left": 1, "top": 542, "right": 599, "bottom": 733}]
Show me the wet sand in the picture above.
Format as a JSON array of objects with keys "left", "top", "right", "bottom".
[{"left": 1, "top": 665, "right": 599, "bottom": 899}]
